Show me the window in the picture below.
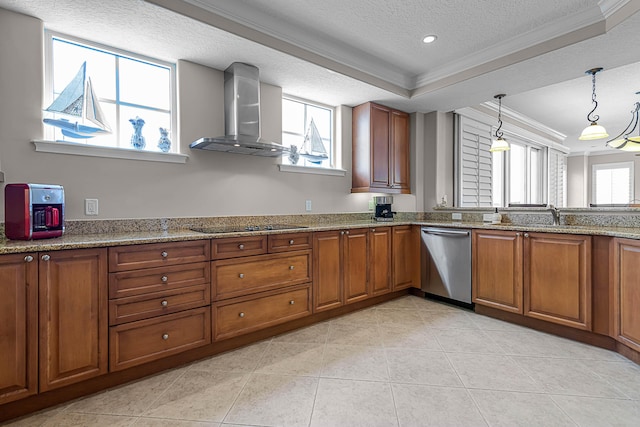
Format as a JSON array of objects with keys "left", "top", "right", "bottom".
[
  {"left": 281, "top": 96, "right": 335, "bottom": 169},
  {"left": 504, "top": 141, "right": 544, "bottom": 205},
  {"left": 592, "top": 162, "right": 634, "bottom": 205},
  {"left": 44, "top": 32, "right": 176, "bottom": 153}
]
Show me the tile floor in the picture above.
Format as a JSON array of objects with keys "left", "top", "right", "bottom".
[{"left": 5, "top": 295, "right": 640, "bottom": 427}]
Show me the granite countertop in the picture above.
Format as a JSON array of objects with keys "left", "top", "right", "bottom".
[{"left": 2, "top": 218, "right": 640, "bottom": 255}]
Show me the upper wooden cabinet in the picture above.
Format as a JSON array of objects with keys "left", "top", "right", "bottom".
[
  {"left": 39, "top": 248, "right": 108, "bottom": 391},
  {"left": 352, "top": 102, "right": 410, "bottom": 194},
  {"left": 0, "top": 253, "right": 38, "bottom": 405},
  {"left": 613, "top": 238, "right": 640, "bottom": 352},
  {"left": 472, "top": 230, "right": 592, "bottom": 330}
]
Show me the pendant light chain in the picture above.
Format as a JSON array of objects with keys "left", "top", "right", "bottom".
[
  {"left": 495, "top": 94, "right": 504, "bottom": 139},
  {"left": 587, "top": 70, "right": 600, "bottom": 124}
]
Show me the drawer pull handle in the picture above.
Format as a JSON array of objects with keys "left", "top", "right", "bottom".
[
  {"left": 239, "top": 273, "right": 244, "bottom": 278},
  {"left": 238, "top": 244, "right": 245, "bottom": 250},
  {"left": 289, "top": 300, "right": 295, "bottom": 305},
  {"left": 289, "top": 265, "right": 295, "bottom": 270},
  {"left": 239, "top": 312, "right": 245, "bottom": 318},
  {"left": 24, "top": 255, "right": 34, "bottom": 263},
  {"left": 162, "top": 333, "right": 169, "bottom": 340},
  {"left": 161, "top": 275, "right": 168, "bottom": 283},
  {"left": 41, "top": 254, "right": 50, "bottom": 261},
  {"left": 289, "top": 239, "right": 294, "bottom": 245},
  {"left": 161, "top": 300, "right": 168, "bottom": 307},
  {"left": 161, "top": 251, "right": 168, "bottom": 258}
]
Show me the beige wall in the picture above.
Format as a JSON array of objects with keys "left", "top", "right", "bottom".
[
  {"left": 0, "top": 8, "right": 419, "bottom": 221},
  {"left": 422, "top": 111, "right": 454, "bottom": 210},
  {"left": 567, "top": 154, "right": 588, "bottom": 207}
]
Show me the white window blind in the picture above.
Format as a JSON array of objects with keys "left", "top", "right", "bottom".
[
  {"left": 548, "top": 148, "right": 567, "bottom": 207},
  {"left": 457, "top": 115, "right": 493, "bottom": 207}
]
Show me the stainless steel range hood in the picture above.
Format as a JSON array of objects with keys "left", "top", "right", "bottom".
[{"left": 190, "top": 62, "right": 288, "bottom": 157}]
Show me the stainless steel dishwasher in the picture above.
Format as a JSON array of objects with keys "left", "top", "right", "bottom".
[{"left": 421, "top": 227, "right": 472, "bottom": 306}]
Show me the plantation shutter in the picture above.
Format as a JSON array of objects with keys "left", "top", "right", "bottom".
[
  {"left": 457, "top": 115, "right": 493, "bottom": 207},
  {"left": 548, "top": 148, "right": 567, "bottom": 207}
]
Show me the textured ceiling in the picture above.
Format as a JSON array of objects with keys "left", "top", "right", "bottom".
[{"left": 1, "top": 0, "right": 640, "bottom": 154}]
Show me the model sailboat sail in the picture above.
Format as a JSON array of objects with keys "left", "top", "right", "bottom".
[
  {"left": 299, "top": 118, "right": 328, "bottom": 164},
  {"left": 43, "top": 61, "right": 112, "bottom": 139}
]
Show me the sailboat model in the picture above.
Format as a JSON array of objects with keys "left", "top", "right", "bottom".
[
  {"left": 299, "top": 118, "right": 328, "bottom": 164},
  {"left": 43, "top": 62, "right": 112, "bottom": 139}
]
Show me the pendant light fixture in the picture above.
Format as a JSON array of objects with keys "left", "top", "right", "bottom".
[
  {"left": 490, "top": 94, "right": 509, "bottom": 152},
  {"left": 579, "top": 67, "right": 609, "bottom": 140},
  {"left": 606, "top": 93, "right": 640, "bottom": 151}
]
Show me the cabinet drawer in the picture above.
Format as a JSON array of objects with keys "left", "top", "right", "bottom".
[
  {"left": 109, "top": 284, "right": 210, "bottom": 325},
  {"left": 211, "top": 236, "right": 268, "bottom": 259},
  {"left": 268, "top": 232, "right": 312, "bottom": 253},
  {"left": 212, "top": 284, "right": 311, "bottom": 340},
  {"left": 109, "top": 307, "right": 211, "bottom": 371},
  {"left": 109, "top": 262, "right": 210, "bottom": 299},
  {"left": 213, "top": 251, "right": 311, "bottom": 300},
  {"left": 109, "top": 241, "right": 210, "bottom": 272}
]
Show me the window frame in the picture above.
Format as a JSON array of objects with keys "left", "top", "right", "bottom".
[
  {"left": 501, "top": 137, "right": 547, "bottom": 206},
  {"left": 279, "top": 94, "right": 344, "bottom": 174},
  {"left": 41, "top": 31, "right": 181, "bottom": 162},
  {"left": 591, "top": 161, "right": 634, "bottom": 206}
]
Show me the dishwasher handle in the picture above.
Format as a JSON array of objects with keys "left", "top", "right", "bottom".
[{"left": 422, "top": 228, "right": 470, "bottom": 237}]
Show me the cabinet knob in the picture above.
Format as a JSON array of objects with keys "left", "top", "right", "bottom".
[
  {"left": 516, "top": 232, "right": 521, "bottom": 237},
  {"left": 289, "top": 265, "right": 295, "bottom": 270},
  {"left": 524, "top": 233, "right": 529, "bottom": 238},
  {"left": 289, "top": 300, "right": 295, "bottom": 305},
  {"left": 162, "top": 333, "right": 169, "bottom": 340},
  {"left": 41, "top": 254, "right": 50, "bottom": 261},
  {"left": 345, "top": 230, "right": 350, "bottom": 235},
  {"left": 289, "top": 239, "right": 294, "bottom": 245},
  {"left": 161, "top": 251, "right": 168, "bottom": 258},
  {"left": 238, "top": 244, "right": 245, "bottom": 250},
  {"left": 239, "top": 273, "right": 244, "bottom": 278},
  {"left": 340, "top": 231, "right": 345, "bottom": 235},
  {"left": 161, "top": 275, "right": 168, "bottom": 283},
  {"left": 371, "top": 229, "right": 376, "bottom": 232},
  {"left": 239, "top": 312, "right": 245, "bottom": 318},
  {"left": 161, "top": 300, "right": 168, "bottom": 307},
  {"left": 24, "top": 255, "right": 34, "bottom": 263}
]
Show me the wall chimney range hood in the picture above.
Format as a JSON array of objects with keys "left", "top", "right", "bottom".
[{"left": 190, "top": 62, "right": 288, "bottom": 157}]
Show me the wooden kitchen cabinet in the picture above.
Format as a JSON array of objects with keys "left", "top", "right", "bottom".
[
  {"left": 39, "top": 248, "right": 108, "bottom": 392},
  {"left": 525, "top": 233, "right": 591, "bottom": 330},
  {"left": 369, "top": 227, "right": 392, "bottom": 296},
  {"left": 613, "top": 238, "right": 640, "bottom": 352},
  {"left": 313, "top": 228, "right": 369, "bottom": 311},
  {"left": 472, "top": 229, "right": 523, "bottom": 314},
  {"left": 352, "top": 102, "right": 410, "bottom": 194},
  {"left": 392, "top": 225, "right": 420, "bottom": 290},
  {"left": 472, "top": 230, "right": 592, "bottom": 330},
  {"left": 0, "top": 253, "right": 38, "bottom": 405}
]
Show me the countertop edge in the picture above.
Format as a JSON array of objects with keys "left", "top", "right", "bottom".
[{"left": 1, "top": 220, "right": 638, "bottom": 254}]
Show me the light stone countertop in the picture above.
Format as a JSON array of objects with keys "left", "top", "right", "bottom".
[{"left": 2, "top": 219, "right": 640, "bottom": 255}]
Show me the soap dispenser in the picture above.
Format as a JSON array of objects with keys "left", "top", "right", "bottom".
[{"left": 491, "top": 208, "right": 502, "bottom": 224}]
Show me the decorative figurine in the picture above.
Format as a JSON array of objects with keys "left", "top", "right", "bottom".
[
  {"left": 129, "top": 116, "right": 146, "bottom": 150},
  {"left": 288, "top": 144, "right": 300, "bottom": 165},
  {"left": 158, "top": 127, "right": 171, "bottom": 152}
]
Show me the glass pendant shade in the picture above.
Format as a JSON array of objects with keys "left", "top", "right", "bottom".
[
  {"left": 579, "top": 122, "right": 609, "bottom": 140},
  {"left": 490, "top": 136, "right": 509, "bottom": 152},
  {"left": 607, "top": 138, "right": 640, "bottom": 151}
]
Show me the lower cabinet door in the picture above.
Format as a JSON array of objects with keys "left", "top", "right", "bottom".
[
  {"left": 343, "top": 229, "right": 369, "bottom": 304},
  {"left": 212, "top": 284, "right": 311, "bottom": 341},
  {"left": 0, "top": 253, "right": 38, "bottom": 405},
  {"left": 614, "top": 238, "right": 640, "bottom": 352},
  {"left": 39, "top": 248, "right": 108, "bottom": 392},
  {"left": 109, "top": 307, "right": 211, "bottom": 371},
  {"left": 313, "top": 231, "right": 343, "bottom": 312}
]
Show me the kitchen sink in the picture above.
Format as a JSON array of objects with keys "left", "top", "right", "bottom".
[{"left": 190, "top": 224, "right": 308, "bottom": 234}]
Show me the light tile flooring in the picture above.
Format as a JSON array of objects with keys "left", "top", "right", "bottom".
[{"left": 5, "top": 295, "right": 640, "bottom": 427}]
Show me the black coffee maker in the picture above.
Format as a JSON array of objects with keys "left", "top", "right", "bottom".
[{"left": 374, "top": 196, "right": 395, "bottom": 221}]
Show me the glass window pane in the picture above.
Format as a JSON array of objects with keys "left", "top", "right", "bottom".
[
  {"left": 492, "top": 151, "right": 503, "bottom": 207},
  {"left": 595, "top": 166, "right": 631, "bottom": 204},
  {"left": 282, "top": 97, "right": 334, "bottom": 169},
  {"left": 282, "top": 99, "right": 305, "bottom": 135},
  {"left": 509, "top": 144, "right": 526, "bottom": 204},
  {"left": 530, "top": 148, "right": 540, "bottom": 204},
  {"left": 119, "top": 57, "right": 170, "bottom": 109}
]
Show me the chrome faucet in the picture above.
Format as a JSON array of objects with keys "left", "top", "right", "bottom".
[{"left": 548, "top": 204, "right": 560, "bottom": 225}]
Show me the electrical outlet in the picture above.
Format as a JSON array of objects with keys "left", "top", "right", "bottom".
[
  {"left": 85, "top": 198, "right": 99, "bottom": 215},
  {"left": 452, "top": 212, "right": 462, "bottom": 221},
  {"left": 305, "top": 200, "right": 312, "bottom": 212}
]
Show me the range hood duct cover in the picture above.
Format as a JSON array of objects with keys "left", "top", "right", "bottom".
[{"left": 190, "top": 62, "right": 287, "bottom": 157}]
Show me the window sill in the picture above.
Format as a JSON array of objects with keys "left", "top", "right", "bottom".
[
  {"left": 32, "top": 140, "right": 188, "bottom": 164},
  {"left": 278, "top": 164, "right": 347, "bottom": 176}
]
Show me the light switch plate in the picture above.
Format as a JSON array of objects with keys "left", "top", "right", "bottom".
[
  {"left": 85, "top": 199, "right": 99, "bottom": 215},
  {"left": 305, "top": 200, "right": 312, "bottom": 212}
]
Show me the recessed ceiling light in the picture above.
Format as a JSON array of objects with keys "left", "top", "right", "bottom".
[{"left": 422, "top": 35, "right": 437, "bottom": 44}]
